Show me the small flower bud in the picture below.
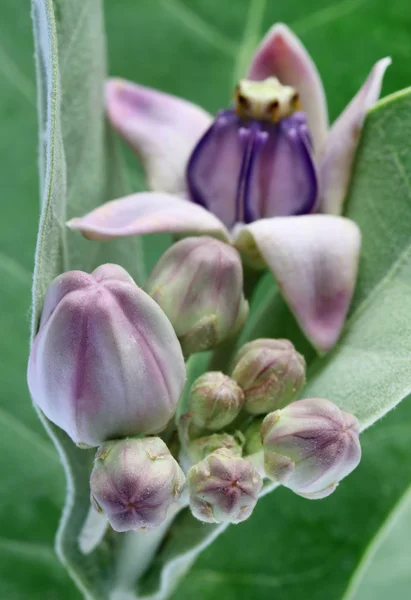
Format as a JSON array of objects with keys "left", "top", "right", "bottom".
[
  {"left": 231, "top": 339, "right": 306, "bottom": 414},
  {"left": 146, "top": 237, "right": 249, "bottom": 355},
  {"left": 188, "top": 448, "right": 262, "bottom": 524},
  {"left": 90, "top": 437, "right": 185, "bottom": 532},
  {"left": 27, "top": 264, "right": 186, "bottom": 447},
  {"left": 261, "top": 398, "right": 361, "bottom": 499},
  {"left": 187, "top": 432, "right": 243, "bottom": 464},
  {"left": 187, "top": 372, "right": 244, "bottom": 430}
]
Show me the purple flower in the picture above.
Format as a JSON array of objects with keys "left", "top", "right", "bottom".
[{"left": 67, "top": 24, "right": 390, "bottom": 352}]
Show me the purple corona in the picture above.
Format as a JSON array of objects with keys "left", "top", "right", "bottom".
[{"left": 187, "top": 108, "right": 317, "bottom": 228}]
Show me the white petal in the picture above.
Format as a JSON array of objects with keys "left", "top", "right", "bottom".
[
  {"left": 319, "top": 58, "right": 391, "bottom": 215},
  {"left": 235, "top": 215, "right": 361, "bottom": 352},
  {"left": 67, "top": 192, "right": 230, "bottom": 242},
  {"left": 106, "top": 78, "right": 212, "bottom": 194},
  {"left": 247, "top": 23, "right": 328, "bottom": 155}
]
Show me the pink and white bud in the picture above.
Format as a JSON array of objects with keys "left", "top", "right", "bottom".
[
  {"left": 27, "top": 264, "right": 186, "bottom": 447},
  {"left": 146, "top": 237, "right": 249, "bottom": 355},
  {"left": 261, "top": 398, "right": 361, "bottom": 499},
  {"left": 188, "top": 372, "right": 244, "bottom": 431},
  {"left": 90, "top": 437, "right": 185, "bottom": 531},
  {"left": 188, "top": 448, "right": 262, "bottom": 524},
  {"left": 231, "top": 339, "right": 306, "bottom": 414}
]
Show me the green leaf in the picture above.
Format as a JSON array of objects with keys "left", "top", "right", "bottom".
[
  {"left": 29, "top": 0, "right": 145, "bottom": 598},
  {"left": 303, "top": 88, "right": 411, "bottom": 428},
  {"left": 0, "top": 0, "right": 81, "bottom": 595},
  {"left": 31, "top": 0, "right": 144, "bottom": 332},
  {"left": 0, "top": 260, "right": 79, "bottom": 598},
  {"left": 344, "top": 483, "right": 411, "bottom": 600}
]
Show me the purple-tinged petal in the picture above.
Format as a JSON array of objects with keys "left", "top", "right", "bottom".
[
  {"left": 187, "top": 110, "right": 246, "bottom": 228},
  {"left": 247, "top": 24, "right": 328, "bottom": 155},
  {"left": 106, "top": 78, "right": 212, "bottom": 194},
  {"left": 67, "top": 192, "right": 230, "bottom": 242},
  {"left": 235, "top": 215, "right": 361, "bottom": 352},
  {"left": 319, "top": 58, "right": 391, "bottom": 215},
  {"left": 247, "top": 112, "right": 318, "bottom": 218}
]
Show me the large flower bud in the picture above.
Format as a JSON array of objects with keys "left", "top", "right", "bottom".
[
  {"left": 188, "top": 449, "right": 262, "bottom": 524},
  {"left": 187, "top": 372, "right": 244, "bottom": 430},
  {"left": 27, "top": 264, "right": 186, "bottom": 447},
  {"left": 261, "top": 398, "right": 361, "bottom": 499},
  {"left": 146, "top": 237, "right": 249, "bottom": 355},
  {"left": 231, "top": 339, "right": 306, "bottom": 414},
  {"left": 90, "top": 437, "right": 185, "bottom": 531}
]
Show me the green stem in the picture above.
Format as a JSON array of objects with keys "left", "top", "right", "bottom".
[
  {"left": 112, "top": 502, "right": 186, "bottom": 597},
  {"left": 208, "top": 333, "right": 241, "bottom": 374},
  {"left": 208, "top": 268, "right": 264, "bottom": 374},
  {"left": 243, "top": 267, "right": 264, "bottom": 300},
  {"left": 246, "top": 450, "right": 265, "bottom": 477},
  {"left": 78, "top": 506, "right": 109, "bottom": 555}
]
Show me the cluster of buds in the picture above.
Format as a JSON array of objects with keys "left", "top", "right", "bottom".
[
  {"left": 27, "top": 248, "right": 362, "bottom": 532},
  {"left": 180, "top": 338, "right": 361, "bottom": 518}
]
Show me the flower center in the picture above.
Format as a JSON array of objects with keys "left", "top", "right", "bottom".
[
  {"left": 186, "top": 79, "right": 318, "bottom": 228},
  {"left": 234, "top": 77, "right": 301, "bottom": 122}
]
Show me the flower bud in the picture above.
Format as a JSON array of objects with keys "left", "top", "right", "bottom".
[
  {"left": 231, "top": 339, "right": 306, "bottom": 414},
  {"left": 146, "top": 237, "right": 249, "bottom": 354},
  {"left": 90, "top": 437, "right": 185, "bottom": 531},
  {"left": 187, "top": 432, "right": 243, "bottom": 463},
  {"left": 261, "top": 398, "right": 361, "bottom": 499},
  {"left": 188, "top": 448, "right": 262, "bottom": 523},
  {"left": 27, "top": 264, "right": 186, "bottom": 447},
  {"left": 187, "top": 372, "right": 244, "bottom": 430}
]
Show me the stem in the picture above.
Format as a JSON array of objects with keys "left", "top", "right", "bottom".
[
  {"left": 78, "top": 505, "right": 109, "bottom": 555},
  {"left": 111, "top": 502, "right": 186, "bottom": 598},
  {"left": 208, "top": 268, "right": 264, "bottom": 374},
  {"left": 208, "top": 332, "right": 241, "bottom": 374},
  {"left": 243, "top": 267, "right": 264, "bottom": 300},
  {"left": 246, "top": 450, "right": 265, "bottom": 477}
]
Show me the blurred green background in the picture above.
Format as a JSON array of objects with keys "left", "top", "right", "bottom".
[{"left": 1, "top": 0, "right": 411, "bottom": 598}]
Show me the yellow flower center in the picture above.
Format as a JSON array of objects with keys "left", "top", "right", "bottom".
[{"left": 234, "top": 77, "right": 301, "bottom": 122}]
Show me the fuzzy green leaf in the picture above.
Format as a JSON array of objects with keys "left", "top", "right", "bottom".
[{"left": 29, "top": 0, "right": 144, "bottom": 598}]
